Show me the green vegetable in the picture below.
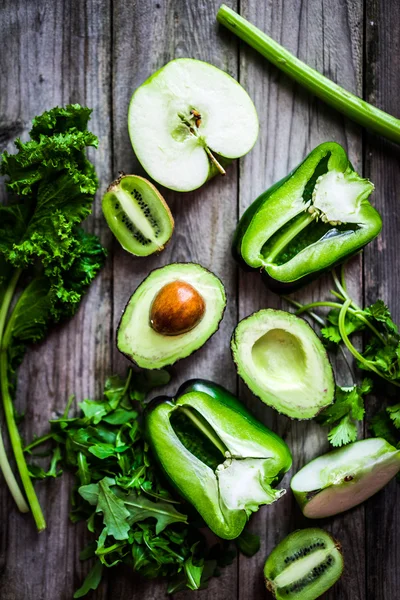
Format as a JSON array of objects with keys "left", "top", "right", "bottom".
[
  {"left": 25, "top": 371, "right": 254, "bottom": 596},
  {"left": 370, "top": 407, "right": 400, "bottom": 451},
  {"left": 316, "top": 379, "right": 372, "bottom": 447},
  {"left": 286, "top": 264, "right": 400, "bottom": 387},
  {"left": 217, "top": 4, "right": 400, "bottom": 144},
  {"left": 145, "top": 379, "right": 292, "bottom": 539},
  {"left": 233, "top": 142, "right": 381, "bottom": 290},
  {"left": 285, "top": 263, "right": 400, "bottom": 447},
  {"left": 0, "top": 104, "right": 105, "bottom": 530}
]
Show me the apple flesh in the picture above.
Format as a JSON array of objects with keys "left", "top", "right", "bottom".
[
  {"left": 128, "top": 59, "right": 259, "bottom": 191},
  {"left": 150, "top": 281, "right": 206, "bottom": 336},
  {"left": 291, "top": 438, "right": 400, "bottom": 519}
]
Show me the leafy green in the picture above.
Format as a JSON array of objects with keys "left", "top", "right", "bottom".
[
  {"left": 285, "top": 264, "right": 400, "bottom": 448},
  {"left": 235, "top": 528, "right": 261, "bottom": 557},
  {"left": 0, "top": 104, "right": 106, "bottom": 530},
  {"left": 370, "top": 402, "right": 400, "bottom": 451},
  {"left": 26, "top": 370, "right": 241, "bottom": 596},
  {"left": 317, "top": 380, "right": 372, "bottom": 447},
  {"left": 321, "top": 308, "right": 364, "bottom": 345},
  {"left": 387, "top": 403, "right": 400, "bottom": 428},
  {"left": 73, "top": 560, "right": 103, "bottom": 599}
]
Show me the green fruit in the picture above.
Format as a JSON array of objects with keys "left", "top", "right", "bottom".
[
  {"left": 102, "top": 174, "right": 174, "bottom": 256},
  {"left": 231, "top": 309, "right": 334, "bottom": 419},
  {"left": 117, "top": 263, "right": 226, "bottom": 369},
  {"left": 128, "top": 58, "right": 259, "bottom": 191},
  {"left": 264, "top": 528, "right": 344, "bottom": 600},
  {"left": 291, "top": 437, "right": 400, "bottom": 519}
]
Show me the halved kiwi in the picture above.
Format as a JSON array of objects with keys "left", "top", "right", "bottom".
[
  {"left": 102, "top": 174, "right": 174, "bottom": 256},
  {"left": 264, "top": 528, "right": 344, "bottom": 600}
]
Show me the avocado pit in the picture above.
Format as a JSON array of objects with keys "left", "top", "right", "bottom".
[{"left": 150, "top": 280, "right": 206, "bottom": 336}]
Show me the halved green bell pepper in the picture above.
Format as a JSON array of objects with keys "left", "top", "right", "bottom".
[
  {"left": 144, "top": 379, "right": 292, "bottom": 540},
  {"left": 233, "top": 142, "right": 382, "bottom": 291}
]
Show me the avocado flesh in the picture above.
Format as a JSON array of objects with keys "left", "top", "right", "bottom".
[
  {"left": 128, "top": 58, "right": 259, "bottom": 192},
  {"left": 231, "top": 309, "right": 334, "bottom": 419},
  {"left": 291, "top": 438, "right": 400, "bottom": 518},
  {"left": 117, "top": 263, "right": 226, "bottom": 369}
]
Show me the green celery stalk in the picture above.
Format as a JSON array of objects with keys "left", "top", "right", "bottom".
[{"left": 217, "top": 4, "right": 400, "bottom": 144}]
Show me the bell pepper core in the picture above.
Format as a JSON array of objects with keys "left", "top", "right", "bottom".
[
  {"left": 233, "top": 142, "right": 382, "bottom": 290},
  {"left": 144, "top": 379, "right": 292, "bottom": 540}
]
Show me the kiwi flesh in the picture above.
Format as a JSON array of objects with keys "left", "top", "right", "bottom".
[
  {"left": 102, "top": 174, "right": 174, "bottom": 256},
  {"left": 264, "top": 528, "right": 343, "bottom": 600}
]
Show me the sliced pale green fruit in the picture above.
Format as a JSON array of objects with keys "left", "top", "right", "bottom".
[
  {"left": 231, "top": 309, "right": 334, "bottom": 419},
  {"left": 117, "top": 263, "right": 226, "bottom": 369},
  {"left": 102, "top": 174, "right": 174, "bottom": 256},
  {"left": 291, "top": 437, "right": 400, "bottom": 518},
  {"left": 264, "top": 528, "right": 343, "bottom": 600},
  {"left": 128, "top": 58, "right": 259, "bottom": 192}
]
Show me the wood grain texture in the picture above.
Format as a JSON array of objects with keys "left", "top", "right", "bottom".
[
  {"left": 0, "top": 1, "right": 112, "bottom": 599},
  {"left": 0, "top": 0, "right": 399, "bottom": 598},
  {"left": 364, "top": 1, "right": 400, "bottom": 598},
  {"left": 108, "top": 0, "right": 240, "bottom": 598}
]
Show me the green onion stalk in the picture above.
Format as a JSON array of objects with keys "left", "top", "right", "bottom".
[
  {"left": 217, "top": 4, "right": 400, "bottom": 144},
  {"left": 0, "top": 269, "right": 46, "bottom": 530}
]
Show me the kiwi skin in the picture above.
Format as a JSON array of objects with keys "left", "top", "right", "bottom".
[{"left": 264, "top": 528, "right": 344, "bottom": 600}]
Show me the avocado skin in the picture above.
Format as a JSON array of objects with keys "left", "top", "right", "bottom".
[{"left": 116, "top": 262, "right": 227, "bottom": 370}]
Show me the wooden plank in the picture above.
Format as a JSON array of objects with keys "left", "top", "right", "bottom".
[
  {"left": 0, "top": 1, "right": 112, "bottom": 599},
  {"left": 364, "top": 1, "right": 400, "bottom": 598},
  {"left": 108, "top": 1, "right": 240, "bottom": 598},
  {"left": 237, "top": 1, "right": 366, "bottom": 599}
]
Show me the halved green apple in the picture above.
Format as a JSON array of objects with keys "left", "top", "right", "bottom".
[
  {"left": 128, "top": 59, "right": 259, "bottom": 191},
  {"left": 291, "top": 438, "right": 400, "bottom": 518}
]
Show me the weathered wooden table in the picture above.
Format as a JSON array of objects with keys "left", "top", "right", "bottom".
[{"left": 1, "top": 1, "right": 399, "bottom": 598}]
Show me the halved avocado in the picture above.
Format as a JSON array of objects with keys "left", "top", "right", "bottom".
[
  {"left": 231, "top": 309, "right": 334, "bottom": 419},
  {"left": 117, "top": 263, "right": 226, "bottom": 369},
  {"left": 291, "top": 437, "right": 400, "bottom": 518}
]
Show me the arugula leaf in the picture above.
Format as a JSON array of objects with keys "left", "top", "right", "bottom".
[
  {"left": 317, "top": 380, "right": 372, "bottom": 447},
  {"left": 235, "top": 528, "right": 261, "bottom": 557},
  {"left": 184, "top": 552, "right": 204, "bottom": 590},
  {"left": 96, "top": 478, "right": 131, "bottom": 540},
  {"left": 26, "top": 370, "right": 242, "bottom": 596},
  {"left": 73, "top": 560, "right": 103, "bottom": 599},
  {"left": 115, "top": 489, "right": 188, "bottom": 534}
]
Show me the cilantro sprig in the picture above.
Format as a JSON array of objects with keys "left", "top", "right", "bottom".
[
  {"left": 316, "top": 379, "right": 372, "bottom": 447},
  {"left": 25, "top": 370, "right": 244, "bottom": 597},
  {"left": 284, "top": 263, "right": 400, "bottom": 448},
  {"left": 0, "top": 105, "right": 106, "bottom": 530}
]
